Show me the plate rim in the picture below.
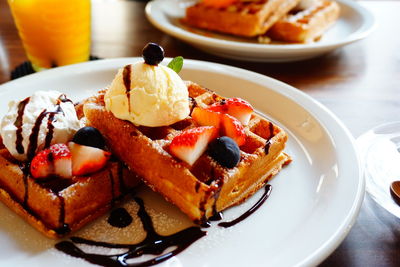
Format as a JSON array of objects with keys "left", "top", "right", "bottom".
[
  {"left": 145, "top": 0, "right": 376, "bottom": 52},
  {"left": 0, "top": 58, "right": 364, "bottom": 267}
]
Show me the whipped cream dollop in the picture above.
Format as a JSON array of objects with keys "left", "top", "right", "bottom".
[
  {"left": 0, "top": 91, "right": 80, "bottom": 161},
  {"left": 104, "top": 62, "right": 190, "bottom": 127}
]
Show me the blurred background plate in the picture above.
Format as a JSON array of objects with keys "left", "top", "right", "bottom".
[{"left": 145, "top": 0, "right": 375, "bottom": 62}]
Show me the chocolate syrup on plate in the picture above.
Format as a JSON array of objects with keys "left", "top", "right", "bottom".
[
  {"left": 209, "top": 212, "right": 223, "bottom": 221},
  {"left": 107, "top": 208, "right": 132, "bottom": 228},
  {"left": 55, "top": 197, "right": 206, "bottom": 267},
  {"left": 218, "top": 185, "right": 272, "bottom": 228}
]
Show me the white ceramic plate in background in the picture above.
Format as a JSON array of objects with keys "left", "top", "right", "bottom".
[
  {"left": 145, "top": 0, "right": 375, "bottom": 62},
  {"left": 0, "top": 58, "right": 363, "bottom": 266}
]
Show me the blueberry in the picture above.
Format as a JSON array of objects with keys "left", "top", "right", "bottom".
[
  {"left": 142, "top": 42, "right": 164, "bottom": 66},
  {"left": 208, "top": 137, "right": 240, "bottom": 168},
  {"left": 72, "top": 127, "right": 105, "bottom": 149}
]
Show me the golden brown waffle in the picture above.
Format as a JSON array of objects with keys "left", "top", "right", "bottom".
[
  {"left": 183, "top": 0, "right": 301, "bottom": 37},
  {"left": 0, "top": 105, "right": 141, "bottom": 239},
  {"left": 84, "top": 81, "right": 291, "bottom": 223},
  {"left": 0, "top": 152, "right": 139, "bottom": 238},
  {"left": 267, "top": 0, "right": 340, "bottom": 43}
]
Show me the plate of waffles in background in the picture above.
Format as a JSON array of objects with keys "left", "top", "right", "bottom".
[
  {"left": 145, "top": 0, "right": 375, "bottom": 62},
  {"left": 0, "top": 57, "right": 363, "bottom": 267}
]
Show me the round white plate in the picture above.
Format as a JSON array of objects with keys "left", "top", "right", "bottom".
[
  {"left": 0, "top": 58, "right": 363, "bottom": 267},
  {"left": 145, "top": 0, "right": 375, "bottom": 62}
]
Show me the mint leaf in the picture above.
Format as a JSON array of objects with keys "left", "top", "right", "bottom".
[{"left": 167, "top": 56, "right": 184, "bottom": 73}]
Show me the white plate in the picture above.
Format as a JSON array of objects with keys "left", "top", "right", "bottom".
[
  {"left": 145, "top": 0, "right": 375, "bottom": 62},
  {"left": 0, "top": 58, "right": 363, "bottom": 267}
]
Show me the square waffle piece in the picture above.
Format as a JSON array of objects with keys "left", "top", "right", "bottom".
[
  {"left": 83, "top": 81, "right": 291, "bottom": 223},
  {"left": 267, "top": 0, "right": 340, "bottom": 43},
  {"left": 0, "top": 105, "right": 141, "bottom": 239},
  {"left": 183, "top": 0, "right": 301, "bottom": 37}
]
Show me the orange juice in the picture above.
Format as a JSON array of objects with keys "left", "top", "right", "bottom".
[{"left": 8, "top": 0, "right": 91, "bottom": 71}]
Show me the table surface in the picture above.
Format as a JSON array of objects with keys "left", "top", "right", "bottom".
[{"left": 0, "top": 0, "right": 399, "bottom": 266}]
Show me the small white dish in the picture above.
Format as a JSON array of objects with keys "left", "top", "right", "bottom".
[
  {"left": 357, "top": 122, "right": 400, "bottom": 219},
  {"left": 0, "top": 58, "right": 363, "bottom": 266},
  {"left": 145, "top": 0, "right": 375, "bottom": 62}
]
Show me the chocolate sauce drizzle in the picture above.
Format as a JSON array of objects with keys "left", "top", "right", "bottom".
[
  {"left": 44, "top": 112, "right": 57, "bottom": 149},
  {"left": 198, "top": 178, "right": 224, "bottom": 228},
  {"left": 189, "top": 97, "right": 197, "bottom": 114},
  {"left": 55, "top": 193, "right": 70, "bottom": 235},
  {"left": 58, "top": 94, "right": 73, "bottom": 104},
  {"left": 44, "top": 95, "right": 71, "bottom": 149},
  {"left": 22, "top": 174, "right": 72, "bottom": 234},
  {"left": 55, "top": 197, "right": 206, "bottom": 267},
  {"left": 218, "top": 185, "right": 272, "bottom": 228},
  {"left": 14, "top": 94, "right": 71, "bottom": 160},
  {"left": 14, "top": 97, "right": 30, "bottom": 154},
  {"left": 264, "top": 122, "right": 275, "bottom": 155},
  {"left": 19, "top": 164, "right": 30, "bottom": 207},
  {"left": 123, "top": 65, "right": 132, "bottom": 113},
  {"left": 195, "top": 180, "right": 201, "bottom": 193},
  {"left": 15, "top": 163, "right": 72, "bottom": 234},
  {"left": 264, "top": 140, "right": 271, "bottom": 155},
  {"left": 27, "top": 109, "right": 48, "bottom": 160},
  {"left": 53, "top": 180, "right": 273, "bottom": 265},
  {"left": 209, "top": 212, "right": 223, "bottom": 221},
  {"left": 268, "top": 122, "right": 274, "bottom": 139},
  {"left": 107, "top": 207, "right": 133, "bottom": 228}
]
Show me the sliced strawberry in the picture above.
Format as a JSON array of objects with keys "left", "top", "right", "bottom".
[
  {"left": 192, "top": 106, "right": 246, "bottom": 146},
  {"left": 50, "top": 143, "right": 72, "bottom": 178},
  {"left": 30, "top": 149, "right": 54, "bottom": 179},
  {"left": 191, "top": 107, "right": 221, "bottom": 128},
  {"left": 208, "top": 98, "right": 253, "bottom": 125},
  {"left": 221, "top": 114, "right": 246, "bottom": 146},
  {"left": 30, "top": 143, "right": 72, "bottom": 179},
  {"left": 170, "top": 126, "right": 218, "bottom": 165},
  {"left": 68, "top": 142, "right": 111, "bottom": 176}
]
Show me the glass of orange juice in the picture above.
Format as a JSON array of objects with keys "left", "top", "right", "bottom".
[{"left": 8, "top": 0, "right": 91, "bottom": 71}]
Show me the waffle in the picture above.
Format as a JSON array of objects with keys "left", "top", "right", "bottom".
[
  {"left": 83, "top": 81, "right": 291, "bottom": 223},
  {"left": 0, "top": 104, "right": 141, "bottom": 239},
  {"left": 267, "top": 0, "right": 340, "bottom": 43},
  {"left": 183, "top": 0, "right": 301, "bottom": 37}
]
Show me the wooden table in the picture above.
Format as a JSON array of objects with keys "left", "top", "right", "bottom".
[{"left": 0, "top": 0, "right": 399, "bottom": 266}]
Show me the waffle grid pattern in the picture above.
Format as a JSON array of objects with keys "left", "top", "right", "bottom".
[{"left": 84, "top": 82, "right": 291, "bottom": 223}]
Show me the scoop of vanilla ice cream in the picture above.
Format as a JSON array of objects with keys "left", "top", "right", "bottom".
[
  {"left": 0, "top": 91, "right": 80, "bottom": 161},
  {"left": 104, "top": 62, "right": 190, "bottom": 127}
]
